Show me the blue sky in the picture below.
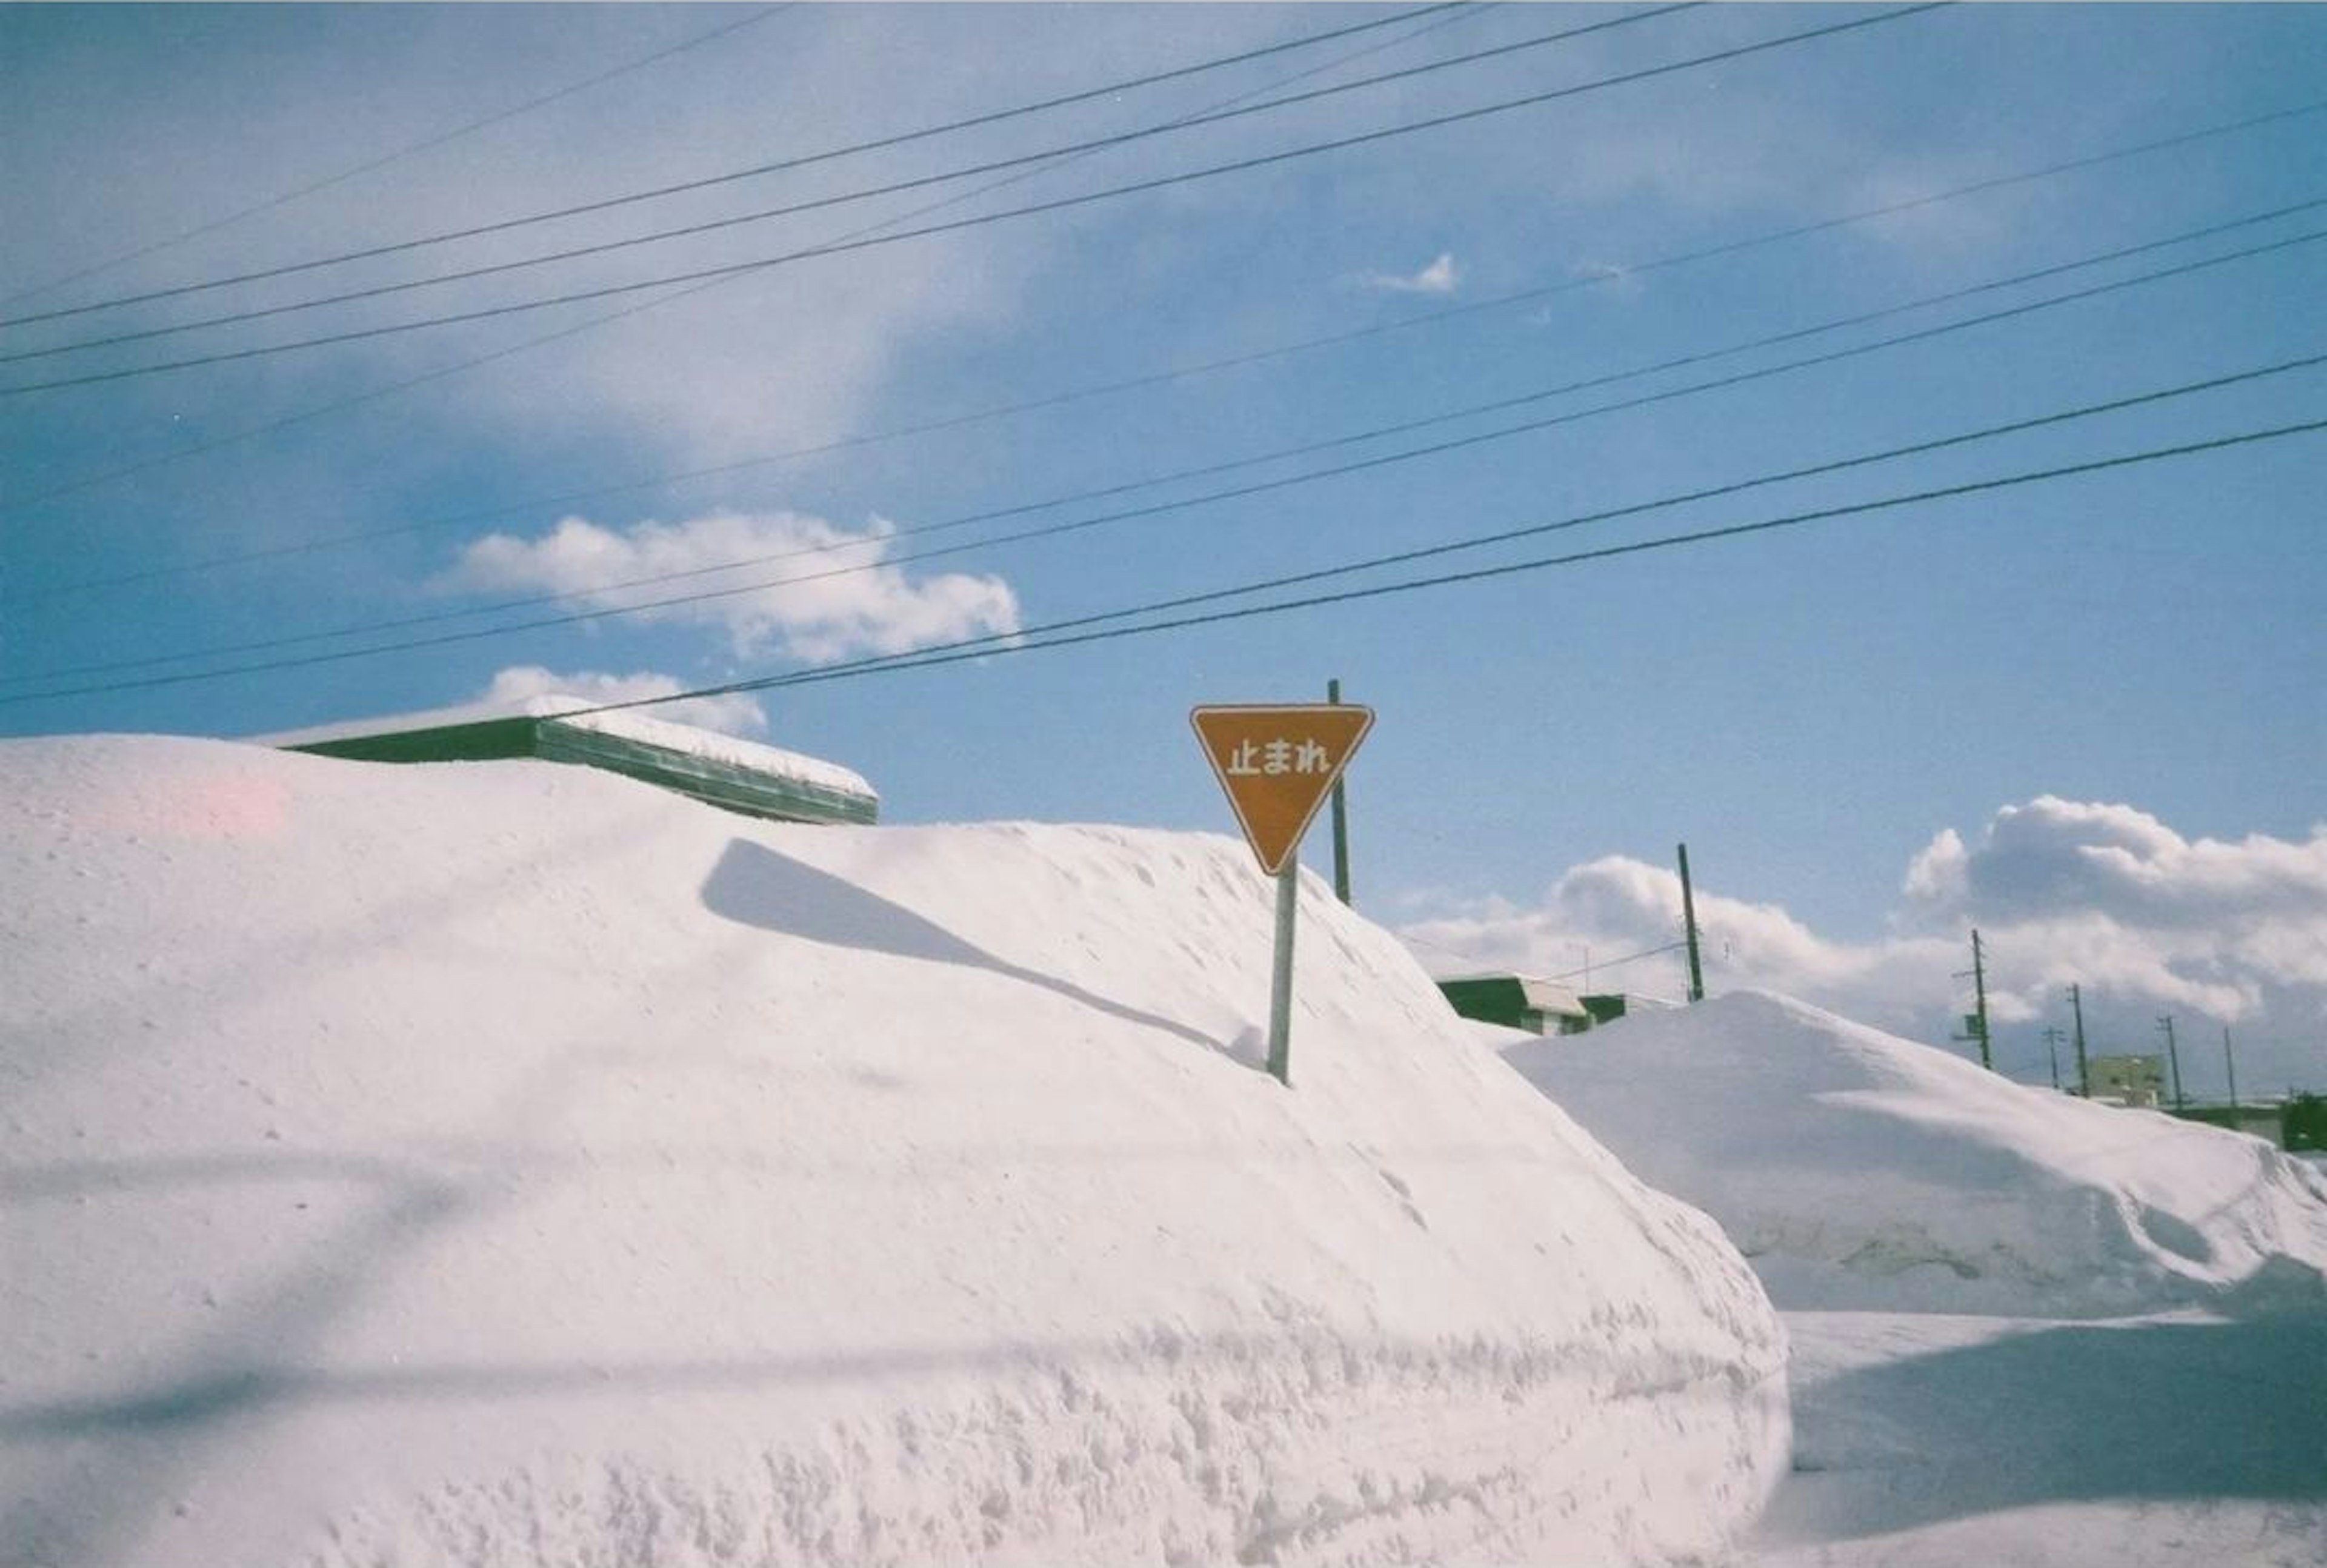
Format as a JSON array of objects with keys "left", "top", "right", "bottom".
[{"left": 5, "top": 4, "right": 2324, "bottom": 1091}]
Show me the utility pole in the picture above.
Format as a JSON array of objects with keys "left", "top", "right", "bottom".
[
  {"left": 2069, "top": 984, "right": 2092, "bottom": 1098},
  {"left": 1676, "top": 843, "right": 1705, "bottom": 1003},
  {"left": 1952, "top": 929, "right": 1994, "bottom": 1071},
  {"left": 2222, "top": 1024, "right": 2240, "bottom": 1110},
  {"left": 1325, "top": 679, "right": 1352, "bottom": 906},
  {"left": 2157, "top": 1014, "right": 2185, "bottom": 1109},
  {"left": 2041, "top": 1026, "right": 2066, "bottom": 1091}
]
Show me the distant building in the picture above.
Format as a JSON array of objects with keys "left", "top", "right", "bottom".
[
  {"left": 1435, "top": 974, "right": 1594, "bottom": 1036},
  {"left": 2169, "top": 1102, "right": 2290, "bottom": 1149},
  {"left": 256, "top": 694, "right": 879, "bottom": 826},
  {"left": 2286, "top": 1094, "right": 2326, "bottom": 1152},
  {"left": 2088, "top": 1053, "right": 2166, "bottom": 1108},
  {"left": 1579, "top": 992, "right": 1682, "bottom": 1026}
]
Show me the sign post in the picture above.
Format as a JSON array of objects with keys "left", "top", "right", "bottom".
[{"left": 1190, "top": 703, "right": 1375, "bottom": 1086}]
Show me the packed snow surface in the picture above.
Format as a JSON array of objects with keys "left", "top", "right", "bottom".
[
  {"left": 1, "top": 736, "right": 1784, "bottom": 1568},
  {"left": 1503, "top": 991, "right": 2327, "bottom": 1318}
]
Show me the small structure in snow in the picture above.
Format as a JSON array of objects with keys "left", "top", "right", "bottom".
[
  {"left": 1579, "top": 991, "right": 1682, "bottom": 1026},
  {"left": 255, "top": 694, "right": 878, "bottom": 826},
  {"left": 2089, "top": 1052, "right": 2166, "bottom": 1108},
  {"left": 1436, "top": 972, "right": 1594, "bottom": 1036}
]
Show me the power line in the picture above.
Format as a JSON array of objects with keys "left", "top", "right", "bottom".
[
  {"left": 1550, "top": 942, "right": 1689, "bottom": 982},
  {"left": 21, "top": 88, "right": 2320, "bottom": 597},
  {"left": 5, "top": 5, "right": 1674, "bottom": 362},
  {"left": 12, "top": 215, "right": 2317, "bottom": 691},
  {"left": 0, "top": 4, "right": 1946, "bottom": 396},
  {"left": 565, "top": 412, "right": 2327, "bottom": 714},
  {"left": 10, "top": 350, "right": 2319, "bottom": 708},
  {"left": 0, "top": 4, "right": 1473, "bottom": 331},
  {"left": 0, "top": 1, "right": 1494, "bottom": 516},
  {"left": 0, "top": 5, "right": 797, "bottom": 312}
]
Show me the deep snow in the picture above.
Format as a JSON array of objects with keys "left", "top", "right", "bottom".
[
  {"left": 1499, "top": 992, "right": 2327, "bottom": 1568},
  {"left": 1, "top": 735, "right": 1785, "bottom": 1568},
  {"left": 1501, "top": 991, "right": 2327, "bottom": 1318}
]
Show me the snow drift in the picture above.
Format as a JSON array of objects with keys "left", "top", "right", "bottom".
[
  {"left": 1503, "top": 991, "right": 2327, "bottom": 1319},
  {"left": 1, "top": 736, "right": 1785, "bottom": 1568}
]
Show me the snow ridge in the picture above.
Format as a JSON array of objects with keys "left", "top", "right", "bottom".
[
  {"left": 1504, "top": 990, "right": 2327, "bottom": 1319},
  {"left": 2, "top": 735, "right": 1785, "bottom": 1567}
]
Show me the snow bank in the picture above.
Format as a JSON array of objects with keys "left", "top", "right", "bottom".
[
  {"left": 1503, "top": 991, "right": 2327, "bottom": 1319},
  {"left": 1, "top": 736, "right": 1785, "bottom": 1568}
]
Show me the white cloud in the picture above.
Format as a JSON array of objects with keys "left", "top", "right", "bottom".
[
  {"left": 1401, "top": 799, "right": 2327, "bottom": 1089},
  {"left": 478, "top": 665, "right": 768, "bottom": 739},
  {"left": 1402, "top": 853, "right": 1955, "bottom": 1037},
  {"left": 442, "top": 508, "right": 1022, "bottom": 666},
  {"left": 1894, "top": 797, "right": 2327, "bottom": 1034},
  {"left": 1357, "top": 252, "right": 1461, "bottom": 295}
]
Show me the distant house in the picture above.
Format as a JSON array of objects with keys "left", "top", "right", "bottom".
[
  {"left": 1435, "top": 974, "right": 1594, "bottom": 1037},
  {"left": 2088, "top": 1053, "right": 2166, "bottom": 1108},
  {"left": 256, "top": 694, "right": 879, "bottom": 826}
]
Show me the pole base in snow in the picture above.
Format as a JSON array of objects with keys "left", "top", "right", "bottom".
[{"left": 1267, "top": 860, "right": 1297, "bottom": 1086}]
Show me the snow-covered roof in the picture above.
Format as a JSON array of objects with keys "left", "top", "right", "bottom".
[
  {"left": 251, "top": 692, "right": 875, "bottom": 802},
  {"left": 1434, "top": 971, "right": 1590, "bottom": 1016}
]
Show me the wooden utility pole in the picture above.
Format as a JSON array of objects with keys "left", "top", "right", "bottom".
[
  {"left": 2157, "top": 1014, "right": 2185, "bottom": 1109},
  {"left": 2041, "top": 1025, "right": 2066, "bottom": 1091},
  {"left": 2222, "top": 1025, "right": 2240, "bottom": 1110},
  {"left": 1954, "top": 929, "right": 1994, "bottom": 1071},
  {"left": 2069, "top": 984, "right": 2092, "bottom": 1098},
  {"left": 1677, "top": 843, "right": 1705, "bottom": 1003},
  {"left": 1327, "top": 679, "right": 1352, "bottom": 906}
]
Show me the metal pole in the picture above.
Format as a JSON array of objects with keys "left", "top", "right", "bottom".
[
  {"left": 2070, "top": 984, "right": 2091, "bottom": 1098},
  {"left": 1971, "top": 929, "right": 1993, "bottom": 1071},
  {"left": 2159, "top": 1014, "right": 2185, "bottom": 1109},
  {"left": 1327, "top": 678, "right": 1352, "bottom": 906},
  {"left": 1267, "top": 859, "right": 1299, "bottom": 1085},
  {"left": 2222, "top": 1024, "right": 2239, "bottom": 1110},
  {"left": 1677, "top": 843, "right": 1705, "bottom": 1003}
]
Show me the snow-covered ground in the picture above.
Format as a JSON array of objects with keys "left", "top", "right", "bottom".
[
  {"left": 1502, "top": 992, "right": 2327, "bottom": 1320},
  {"left": 2, "top": 735, "right": 1786, "bottom": 1568},
  {"left": 1502, "top": 993, "right": 2327, "bottom": 1567},
  {"left": 11, "top": 735, "right": 2324, "bottom": 1568}
]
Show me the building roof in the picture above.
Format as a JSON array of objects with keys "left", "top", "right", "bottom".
[
  {"left": 1435, "top": 972, "right": 1590, "bottom": 1018},
  {"left": 252, "top": 694, "right": 876, "bottom": 805}
]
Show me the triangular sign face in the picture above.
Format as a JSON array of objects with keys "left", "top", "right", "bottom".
[{"left": 1190, "top": 703, "right": 1374, "bottom": 876}]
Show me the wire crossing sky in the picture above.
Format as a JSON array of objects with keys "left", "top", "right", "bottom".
[{"left": 5, "top": 3, "right": 2323, "bottom": 1092}]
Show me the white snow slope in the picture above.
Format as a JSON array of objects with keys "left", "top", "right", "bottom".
[
  {"left": 1, "top": 736, "right": 1786, "bottom": 1568},
  {"left": 1501, "top": 991, "right": 2327, "bottom": 1318}
]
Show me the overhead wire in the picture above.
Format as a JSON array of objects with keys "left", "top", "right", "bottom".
[
  {"left": 561, "top": 413, "right": 2327, "bottom": 713},
  {"left": 9, "top": 344, "right": 2320, "bottom": 707},
  {"left": 0, "top": 5, "right": 797, "bottom": 312},
  {"left": 1549, "top": 943, "right": 1691, "bottom": 983},
  {"left": 0, "top": 4, "right": 1948, "bottom": 396},
  {"left": 0, "top": 4, "right": 1472, "bottom": 330},
  {"left": 22, "top": 88, "right": 2323, "bottom": 598},
  {"left": 2, "top": 4, "right": 1679, "bottom": 361},
  {"left": 2, "top": 2, "right": 1514, "bottom": 512},
  {"left": 12, "top": 203, "right": 2317, "bottom": 688}
]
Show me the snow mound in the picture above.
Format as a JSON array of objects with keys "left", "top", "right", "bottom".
[
  {"left": 2, "top": 736, "right": 1785, "bottom": 1568},
  {"left": 1502, "top": 991, "right": 2327, "bottom": 1319}
]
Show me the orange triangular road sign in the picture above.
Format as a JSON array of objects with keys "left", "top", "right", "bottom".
[{"left": 1191, "top": 703, "right": 1374, "bottom": 875}]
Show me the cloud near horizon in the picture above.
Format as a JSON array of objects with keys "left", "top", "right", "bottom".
[
  {"left": 1400, "top": 797, "right": 2327, "bottom": 1089},
  {"left": 442, "top": 510, "right": 1023, "bottom": 666}
]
